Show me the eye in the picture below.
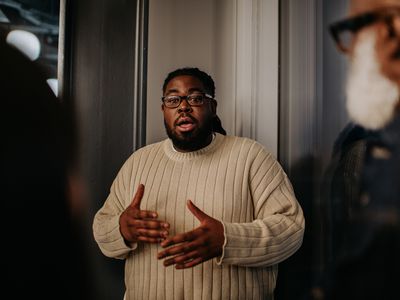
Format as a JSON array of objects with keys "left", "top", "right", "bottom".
[
  {"left": 164, "top": 96, "right": 180, "bottom": 106},
  {"left": 188, "top": 94, "right": 204, "bottom": 105}
]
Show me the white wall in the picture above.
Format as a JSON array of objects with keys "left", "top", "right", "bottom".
[{"left": 147, "top": 0, "right": 279, "bottom": 157}]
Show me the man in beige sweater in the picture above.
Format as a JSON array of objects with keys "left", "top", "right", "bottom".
[{"left": 93, "top": 67, "right": 305, "bottom": 300}]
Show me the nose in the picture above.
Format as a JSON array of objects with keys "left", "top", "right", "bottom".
[
  {"left": 393, "top": 16, "right": 400, "bottom": 37},
  {"left": 177, "top": 98, "right": 193, "bottom": 113}
]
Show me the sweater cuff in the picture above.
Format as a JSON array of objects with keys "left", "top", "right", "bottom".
[
  {"left": 105, "top": 214, "right": 137, "bottom": 256},
  {"left": 215, "top": 221, "right": 249, "bottom": 265},
  {"left": 215, "top": 221, "right": 228, "bottom": 265}
]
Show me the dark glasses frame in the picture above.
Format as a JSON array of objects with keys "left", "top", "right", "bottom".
[{"left": 329, "top": 7, "right": 400, "bottom": 53}]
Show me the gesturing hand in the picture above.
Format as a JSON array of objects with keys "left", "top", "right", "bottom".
[
  {"left": 119, "top": 184, "right": 170, "bottom": 246},
  {"left": 157, "top": 200, "right": 224, "bottom": 269}
]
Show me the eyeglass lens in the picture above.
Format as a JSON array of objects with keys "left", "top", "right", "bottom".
[{"left": 163, "top": 94, "right": 206, "bottom": 108}]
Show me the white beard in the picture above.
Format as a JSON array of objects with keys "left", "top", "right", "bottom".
[{"left": 346, "top": 30, "right": 399, "bottom": 130}]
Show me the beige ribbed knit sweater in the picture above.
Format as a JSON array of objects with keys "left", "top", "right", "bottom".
[{"left": 93, "top": 133, "right": 305, "bottom": 300}]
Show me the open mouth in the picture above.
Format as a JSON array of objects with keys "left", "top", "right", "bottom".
[{"left": 175, "top": 116, "right": 196, "bottom": 132}]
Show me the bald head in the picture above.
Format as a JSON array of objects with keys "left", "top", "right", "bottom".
[{"left": 350, "top": 0, "right": 400, "bottom": 16}]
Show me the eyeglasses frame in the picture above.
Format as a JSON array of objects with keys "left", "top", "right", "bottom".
[
  {"left": 161, "top": 93, "right": 215, "bottom": 109},
  {"left": 329, "top": 7, "right": 400, "bottom": 53}
]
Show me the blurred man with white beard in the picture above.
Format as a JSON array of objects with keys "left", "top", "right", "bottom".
[
  {"left": 321, "top": 0, "right": 400, "bottom": 299},
  {"left": 346, "top": 26, "right": 399, "bottom": 130},
  {"left": 330, "top": 0, "right": 400, "bottom": 129}
]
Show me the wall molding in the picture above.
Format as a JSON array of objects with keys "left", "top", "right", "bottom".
[
  {"left": 279, "top": 0, "right": 319, "bottom": 171},
  {"left": 234, "top": 0, "right": 279, "bottom": 156},
  {"left": 133, "top": 0, "right": 149, "bottom": 151}
]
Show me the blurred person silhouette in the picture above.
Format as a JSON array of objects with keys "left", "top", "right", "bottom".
[
  {"left": 0, "top": 30, "right": 92, "bottom": 299},
  {"left": 321, "top": 0, "right": 400, "bottom": 299}
]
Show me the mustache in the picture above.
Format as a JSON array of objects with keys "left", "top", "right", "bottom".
[{"left": 174, "top": 113, "right": 198, "bottom": 126}]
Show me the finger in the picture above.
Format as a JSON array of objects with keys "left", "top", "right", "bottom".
[
  {"left": 175, "top": 257, "right": 203, "bottom": 269},
  {"left": 157, "top": 246, "right": 182, "bottom": 259},
  {"left": 158, "top": 239, "right": 201, "bottom": 259},
  {"left": 130, "top": 184, "right": 145, "bottom": 209},
  {"left": 187, "top": 200, "right": 208, "bottom": 222},
  {"left": 137, "top": 228, "right": 169, "bottom": 238},
  {"left": 124, "top": 207, "right": 154, "bottom": 220},
  {"left": 161, "top": 255, "right": 180, "bottom": 267},
  {"left": 158, "top": 243, "right": 190, "bottom": 259},
  {"left": 160, "top": 231, "right": 196, "bottom": 248},
  {"left": 160, "top": 236, "right": 183, "bottom": 248},
  {"left": 133, "top": 209, "right": 158, "bottom": 219},
  {"left": 132, "top": 219, "right": 169, "bottom": 229},
  {"left": 162, "top": 251, "right": 200, "bottom": 267},
  {"left": 163, "top": 250, "right": 199, "bottom": 266},
  {"left": 137, "top": 236, "right": 163, "bottom": 244}
]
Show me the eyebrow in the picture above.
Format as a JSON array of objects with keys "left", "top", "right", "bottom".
[{"left": 165, "top": 87, "right": 205, "bottom": 95}]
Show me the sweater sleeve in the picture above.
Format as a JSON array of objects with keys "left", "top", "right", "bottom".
[
  {"left": 216, "top": 147, "right": 305, "bottom": 267},
  {"left": 92, "top": 157, "right": 137, "bottom": 259}
]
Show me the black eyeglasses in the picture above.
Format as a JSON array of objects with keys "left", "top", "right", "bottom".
[
  {"left": 161, "top": 93, "right": 214, "bottom": 108},
  {"left": 329, "top": 7, "right": 400, "bottom": 53}
]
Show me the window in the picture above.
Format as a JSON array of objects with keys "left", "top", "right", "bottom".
[{"left": 0, "top": 0, "right": 60, "bottom": 96}]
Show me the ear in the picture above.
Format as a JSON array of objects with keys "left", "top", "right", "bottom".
[{"left": 161, "top": 103, "right": 165, "bottom": 112}]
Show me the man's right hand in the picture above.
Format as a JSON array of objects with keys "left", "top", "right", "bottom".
[{"left": 119, "top": 184, "right": 170, "bottom": 246}]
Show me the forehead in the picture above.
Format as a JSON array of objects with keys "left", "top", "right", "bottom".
[
  {"left": 350, "top": 0, "right": 400, "bottom": 16},
  {"left": 164, "top": 75, "right": 204, "bottom": 93}
]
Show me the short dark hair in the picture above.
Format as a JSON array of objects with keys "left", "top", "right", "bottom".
[{"left": 162, "top": 67, "right": 216, "bottom": 98}]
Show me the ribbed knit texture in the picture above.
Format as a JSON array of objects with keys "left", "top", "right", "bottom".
[{"left": 93, "top": 134, "right": 305, "bottom": 300}]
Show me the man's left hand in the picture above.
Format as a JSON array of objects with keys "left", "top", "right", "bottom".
[{"left": 157, "top": 200, "right": 224, "bottom": 269}]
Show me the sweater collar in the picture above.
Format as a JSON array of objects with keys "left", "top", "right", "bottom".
[{"left": 163, "top": 133, "right": 224, "bottom": 161}]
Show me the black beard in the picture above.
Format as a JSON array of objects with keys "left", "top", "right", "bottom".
[{"left": 164, "top": 115, "right": 214, "bottom": 152}]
